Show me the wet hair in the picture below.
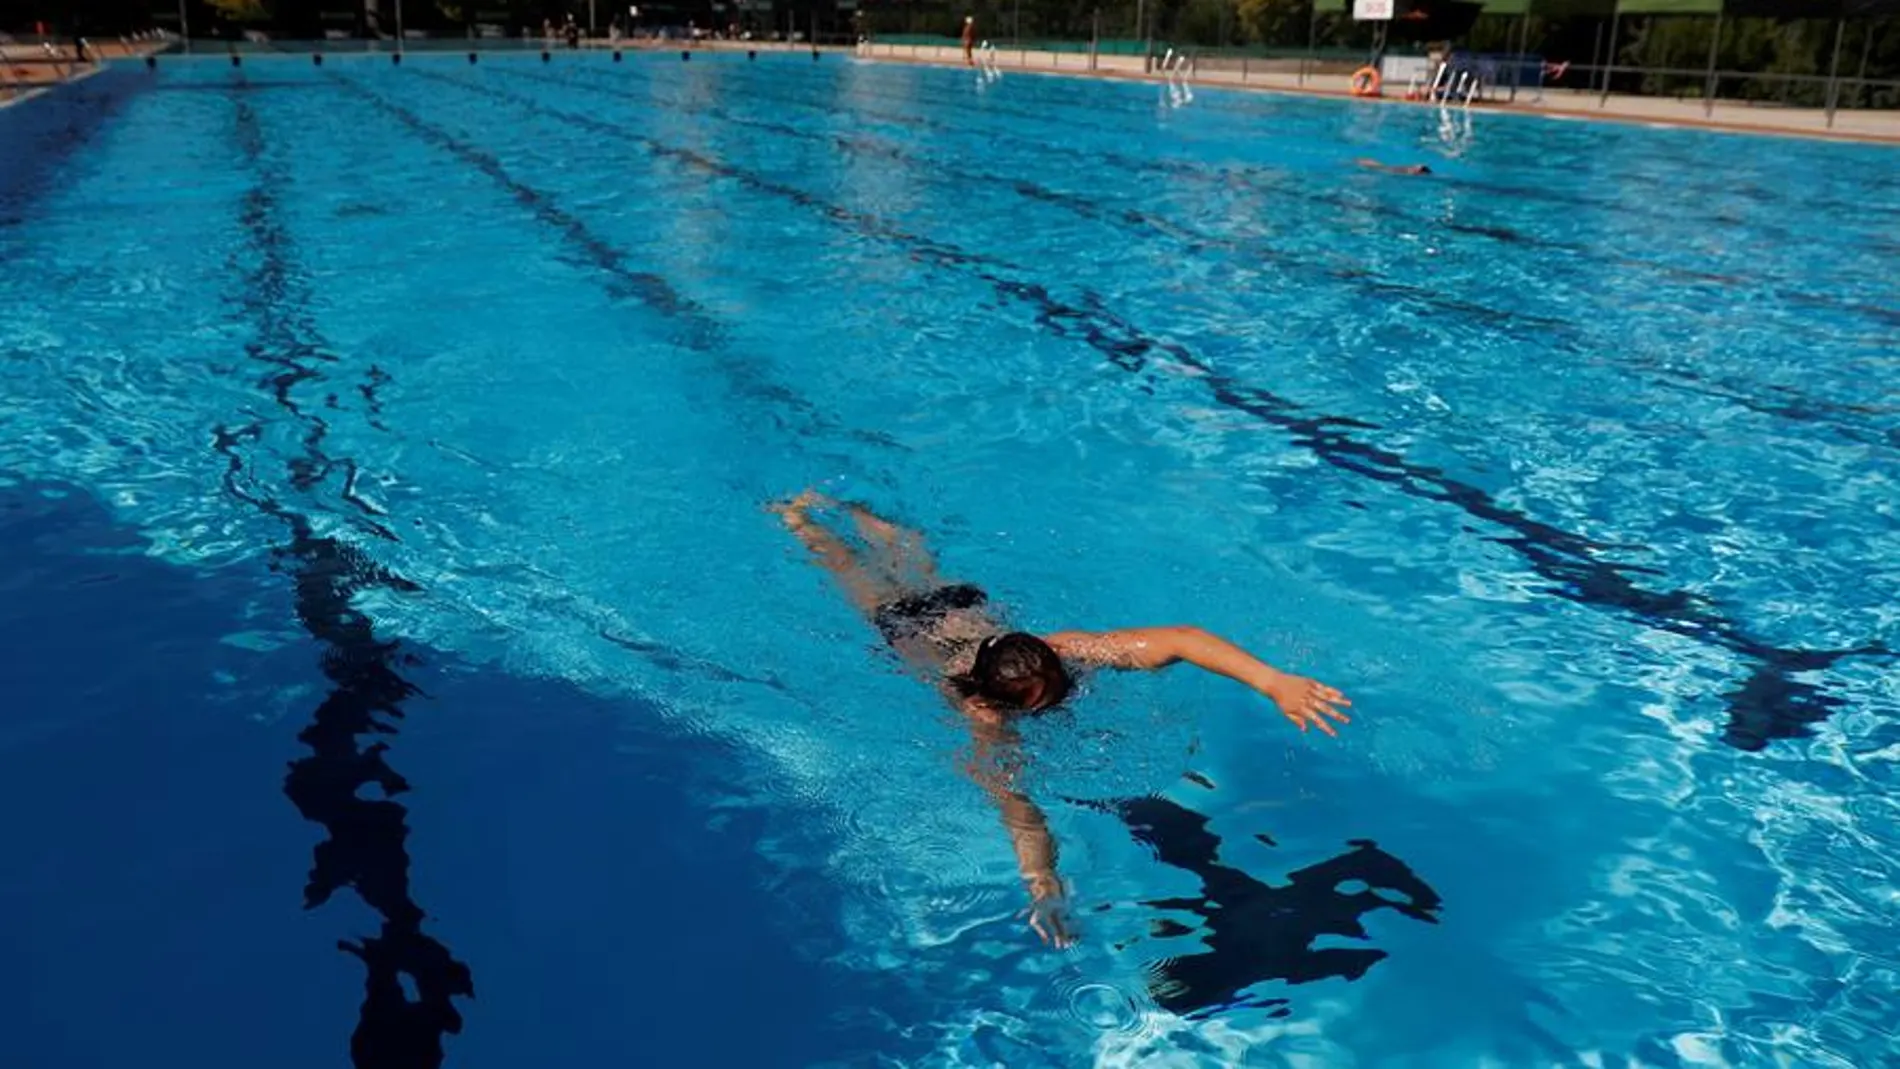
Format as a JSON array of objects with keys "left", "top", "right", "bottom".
[{"left": 952, "top": 632, "right": 1073, "bottom": 712}]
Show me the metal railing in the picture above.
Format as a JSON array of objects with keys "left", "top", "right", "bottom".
[{"left": 1555, "top": 61, "right": 1900, "bottom": 125}]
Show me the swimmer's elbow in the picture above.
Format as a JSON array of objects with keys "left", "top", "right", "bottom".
[
  {"left": 1054, "top": 626, "right": 1211, "bottom": 670},
  {"left": 1115, "top": 626, "right": 1210, "bottom": 670}
]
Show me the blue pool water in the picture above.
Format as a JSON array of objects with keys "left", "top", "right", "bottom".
[{"left": 3, "top": 52, "right": 1897, "bottom": 1068}]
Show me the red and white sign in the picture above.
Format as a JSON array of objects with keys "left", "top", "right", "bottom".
[{"left": 1353, "top": 0, "right": 1395, "bottom": 20}]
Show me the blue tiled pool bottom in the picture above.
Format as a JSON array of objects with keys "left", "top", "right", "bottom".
[{"left": 2, "top": 54, "right": 1896, "bottom": 1068}]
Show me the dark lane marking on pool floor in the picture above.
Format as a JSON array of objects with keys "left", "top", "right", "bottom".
[
  {"left": 556, "top": 64, "right": 1897, "bottom": 432},
  {"left": 677, "top": 61, "right": 1897, "bottom": 331},
  {"left": 813, "top": 63, "right": 1900, "bottom": 256},
  {"left": 527, "top": 64, "right": 1900, "bottom": 455},
  {"left": 698, "top": 63, "right": 1900, "bottom": 334},
  {"left": 409, "top": 67, "right": 1889, "bottom": 751},
  {"left": 400, "top": 66, "right": 1020, "bottom": 275},
  {"left": 0, "top": 66, "right": 147, "bottom": 230},
  {"left": 324, "top": 74, "right": 900, "bottom": 458},
  {"left": 740, "top": 67, "right": 1735, "bottom": 225},
  {"left": 325, "top": 75, "right": 923, "bottom": 675},
  {"left": 223, "top": 81, "right": 801, "bottom": 1065},
  {"left": 517, "top": 65, "right": 1580, "bottom": 350},
  {"left": 225, "top": 93, "right": 475, "bottom": 1069}
]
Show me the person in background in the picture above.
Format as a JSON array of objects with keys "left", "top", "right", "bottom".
[
  {"left": 1355, "top": 159, "right": 1433, "bottom": 176},
  {"left": 773, "top": 490, "right": 1351, "bottom": 948},
  {"left": 961, "top": 14, "right": 976, "bottom": 66}
]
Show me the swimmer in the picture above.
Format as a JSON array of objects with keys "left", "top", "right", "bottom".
[
  {"left": 961, "top": 15, "right": 976, "bottom": 66},
  {"left": 1355, "top": 159, "right": 1433, "bottom": 176},
  {"left": 774, "top": 490, "right": 1351, "bottom": 947}
]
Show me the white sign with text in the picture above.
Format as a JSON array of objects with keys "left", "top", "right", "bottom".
[
  {"left": 1381, "top": 55, "right": 1430, "bottom": 84},
  {"left": 1354, "top": 0, "right": 1395, "bottom": 20}
]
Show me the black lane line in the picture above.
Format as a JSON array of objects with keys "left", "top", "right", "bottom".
[
  {"left": 549, "top": 65, "right": 1900, "bottom": 449},
  {"left": 702, "top": 65, "right": 1900, "bottom": 334},
  {"left": 323, "top": 73, "right": 898, "bottom": 457},
  {"left": 824, "top": 64, "right": 1900, "bottom": 258},
  {"left": 693, "top": 61, "right": 1899, "bottom": 330},
  {"left": 223, "top": 94, "right": 474, "bottom": 1069},
  {"left": 1100, "top": 796, "right": 1441, "bottom": 1017},
  {"left": 524, "top": 66, "right": 1900, "bottom": 458},
  {"left": 247, "top": 69, "right": 818, "bottom": 694},
  {"left": 0, "top": 67, "right": 147, "bottom": 228},
  {"left": 866, "top": 50, "right": 1900, "bottom": 236},
  {"left": 514, "top": 64, "right": 1579, "bottom": 350},
  {"left": 410, "top": 66, "right": 1890, "bottom": 751},
  {"left": 401, "top": 66, "right": 1019, "bottom": 274},
  {"left": 1643, "top": 368, "right": 1900, "bottom": 453}
]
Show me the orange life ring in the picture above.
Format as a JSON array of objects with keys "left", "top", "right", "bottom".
[{"left": 1350, "top": 66, "right": 1383, "bottom": 98}]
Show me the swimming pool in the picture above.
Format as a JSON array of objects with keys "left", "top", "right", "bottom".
[{"left": 3, "top": 50, "right": 1896, "bottom": 1068}]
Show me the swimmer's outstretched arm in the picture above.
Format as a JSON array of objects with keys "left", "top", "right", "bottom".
[
  {"left": 1046, "top": 627, "right": 1352, "bottom": 736},
  {"left": 967, "top": 723, "right": 1075, "bottom": 948}
]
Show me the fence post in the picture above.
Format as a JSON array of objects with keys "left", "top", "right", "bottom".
[
  {"left": 1824, "top": 16, "right": 1846, "bottom": 127},
  {"left": 1510, "top": 11, "right": 1527, "bottom": 102},
  {"left": 1851, "top": 22, "right": 1872, "bottom": 109},
  {"left": 1599, "top": 9, "right": 1619, "bottom": 107},
  {"left": 1702, "top": 8, "right": 1722, "bottom": 117},
  {"left": 1090, "top": 8, "right": 1099, "bottom": 71},
  {"left": 1301, "top": 2, "right": 1316, "bottom": 86},
  {"left": 1588, "top": 21, "right": 1602, "bottom": 96},
  {"left": 1136, "top": 0, "right": 1148, "bottom": 73}
]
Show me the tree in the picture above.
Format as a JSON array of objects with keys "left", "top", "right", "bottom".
[
  {"left": 1235, "top": 0, "right": 1300, "bottom": 47},
  {"left": 207, "top": 0, "right": 272, "bottom": 22}
]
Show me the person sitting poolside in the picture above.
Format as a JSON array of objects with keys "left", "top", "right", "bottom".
[
  {"left": 773, "top": 490, "right": 1351, "bottom": 947},
  {"left": 1355, "top": 158, "right": 1433, "bottom": 176}
]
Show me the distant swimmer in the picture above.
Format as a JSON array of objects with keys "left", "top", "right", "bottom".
[
  {"left": 961, "top": 15, "right": 976, "bottom": 66},
  {"left": 1355, "top": 159, "right": 1432, "bottom": 176},
  {"left": 774, "top": 490, "right": 1351, "bottom": 948}
]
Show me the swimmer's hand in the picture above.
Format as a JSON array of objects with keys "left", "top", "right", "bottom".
[
  {"left": 1024, "top": 873, "right": 1077, "bottom": 949},
  {"left": 1261, "top": 672, "right": 1352, "bottom": 737},
  {"left": 769, "top": 488, "right": 834, "bottom": 527}
]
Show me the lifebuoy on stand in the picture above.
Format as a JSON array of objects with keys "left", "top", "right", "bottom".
[{"left": 1350, "top": 65, "right": 1383, "bottom": 98}]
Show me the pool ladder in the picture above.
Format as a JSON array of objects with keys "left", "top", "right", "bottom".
[
  {"left": 1159, "top": 48, "right": 1194, "bottom": 108},
  {"left": 977, "top": 41, "right": 1002, "bottom": 84},
  {"left": 1426, "top": 62, "right": 1482, "bottom": 108}
]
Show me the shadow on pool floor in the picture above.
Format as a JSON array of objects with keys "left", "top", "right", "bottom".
[{"left": 0, "top": 478, "right": 913, "bottom": 1069}]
